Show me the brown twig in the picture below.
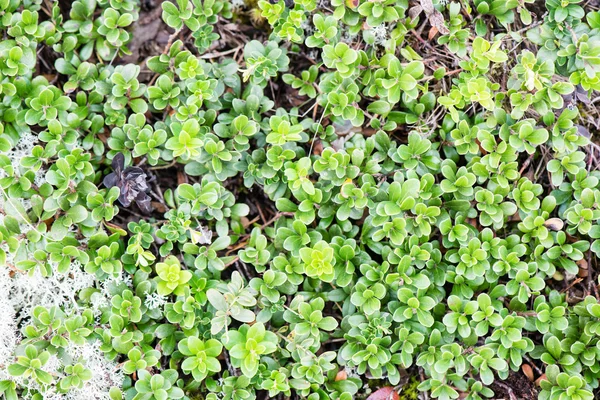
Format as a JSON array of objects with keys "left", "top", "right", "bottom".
[{"left": 561, "top": 277, "right": 584, "bottom": 294}]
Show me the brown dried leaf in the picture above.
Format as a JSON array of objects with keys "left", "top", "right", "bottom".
[
  {"left": 578, "top": 259, "right": 589, "bottom": 278},
  {"left": 335, "top": 370, "right": 347, "bottom": 381},
  {"left": 240, "top": 216, "right": 251, "bottom": 228},
  {"left": 428, "top": 26, "right": 439, "bottom": 40},
  {"left": 366, "top": 387, "right": 399, "bottom": 400},
  {"left": 466, "top": 217, "right": 479, "bottom": 230},
  {"left": 522, "top": 364, "right": 534, "bottom": 381},
  {"left": 177, "top": 170, "right": 188, "bottom": 185},
  {"left": 312, "top": 140, "right": 323, "bottom": 156},
  {"left": 535, "top": 373, "right": 547, "bottom": 387},
  {"left": 544, "top": 218, "right": 565, "bottom": 231},
  {"left": 477, "top": 139, "right": 487, "bottom": 155},
  {"left": 151, "top": 201, "right": 167, "bottom": 214},
  {"left": 362, "top": 127, "right": 377, "bottom": 137}
]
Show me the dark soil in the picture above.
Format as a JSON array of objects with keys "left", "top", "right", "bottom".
[{"left": 490, "top": 371, "right": 539, "bottom": 400}]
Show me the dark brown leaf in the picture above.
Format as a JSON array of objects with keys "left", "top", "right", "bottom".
[
  {"left": 151, "top": 201, "right": 167, "bottom": 214},
  {"left": 578, "top": 259, "right": 589, "bottom": 278}
]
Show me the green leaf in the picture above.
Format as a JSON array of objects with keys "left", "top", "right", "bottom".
[
  {"left": 67, "top": 205, "right": 88, "bottom": 223},
  {"left": 207, "top": 289, "right": 228, "bottom": 311},
  {"left": 367, "top": 100, "right": 391, "bottom": 115}
]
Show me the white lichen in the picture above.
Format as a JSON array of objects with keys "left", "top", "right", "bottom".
[
  {"left": 0, "top": 266, "right": 19, "bottom": 381},
  {"left": 372, "top": 24, "right": 389, "bottom": 46},
  {"left": 145, "top": 292, "right": 167, "bottom": 310}
]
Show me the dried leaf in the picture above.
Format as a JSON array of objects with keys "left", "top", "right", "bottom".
[
  {"left": 104, "top": 152, "right": 153, "bottom": 213},
  {"left": 522, "top": 364, "right": 534, "bottom": 381},
  {"left": 222, "top": 23, "right": 240, "bottom": 31},
  {"left": 408, "top": 5, "right": 423, "bottom": 20},
  {"left": 420, "top": 0, "right": 449, "bottom": 35},
  {"left": 578, "top": 259, "right": 589, "bottom": 278},
  {"left": 429, "top": 12, "right": 449, "bottom": 34},
  {"left": 312, "top": 140, "right": 324, "bottom": 155},
  {"left": 428, "top": 26, "right": 439, "bottom": 40},
  {"left": 335, "top": 370, "right": 347, "bottom": 381},
  {"left": 544, "top": 218, "right": 564, "bottom": 231},
  {"left": 190, "top": 226, "right": 213, "bottom": 245},
  {"left": 535, "top": 373, "right": 547, "bottom": 387},
  {"left": 420, "top": 0, "right": 435, "bottom": 14},
  {"left": 509, "top": 212, "right": 522, "bottom": 222},
  {"left": 366, "top": 387, "right": 399, "bottom": 400},
  {"left": 136, "top": 191, "right": 152, "bottom": 214},
  {"left": 576, "top": 125, "right": 590, "bottom": 138},
  {"left": 575, "top": 85, "right": 591, "bottom": 104},
  {"left": 240, "top": 216, "right": 251, "bottom": 228},
  {"left": 151, "top": 201, "right": 167, "bottom": 214},
  {"left": 177, "top": 170, "right": 188, "bottom": 185}
]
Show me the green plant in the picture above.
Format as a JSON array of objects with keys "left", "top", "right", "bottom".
[
  {"left": 4, "top": 0, "right": 600, "bottom": 399},
  {"left": 178, "top": 336, "right": 223, "bottom": 381},
  {"left": 224, "top": 323, "right": 278, "bottom": 377},
  {"left": 134, "top": 369, "right": 185, "bottom": 400},
  {"left": 155, "top": 256, "right": 193, "bottom": 296},
  {"left": 8, "top": 345, "right": 54, "bottom": 386}
]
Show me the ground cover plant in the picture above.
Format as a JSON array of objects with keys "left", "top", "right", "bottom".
[{"left": 2, "top": 0, "right": 600, "bottom": 399}]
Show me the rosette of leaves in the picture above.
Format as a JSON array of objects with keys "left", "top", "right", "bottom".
[
  {"left": 154, "top": 256, "right": 193, "bottom": 296},
  {"left": 178, "top": 337, "right": 223, "bottom": 381},
  {"left": 223, "top": 323, "right": 278, "bottom": 378},
  {"left": 103, "top": 153, "right": 152, "bottom": 213}
]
